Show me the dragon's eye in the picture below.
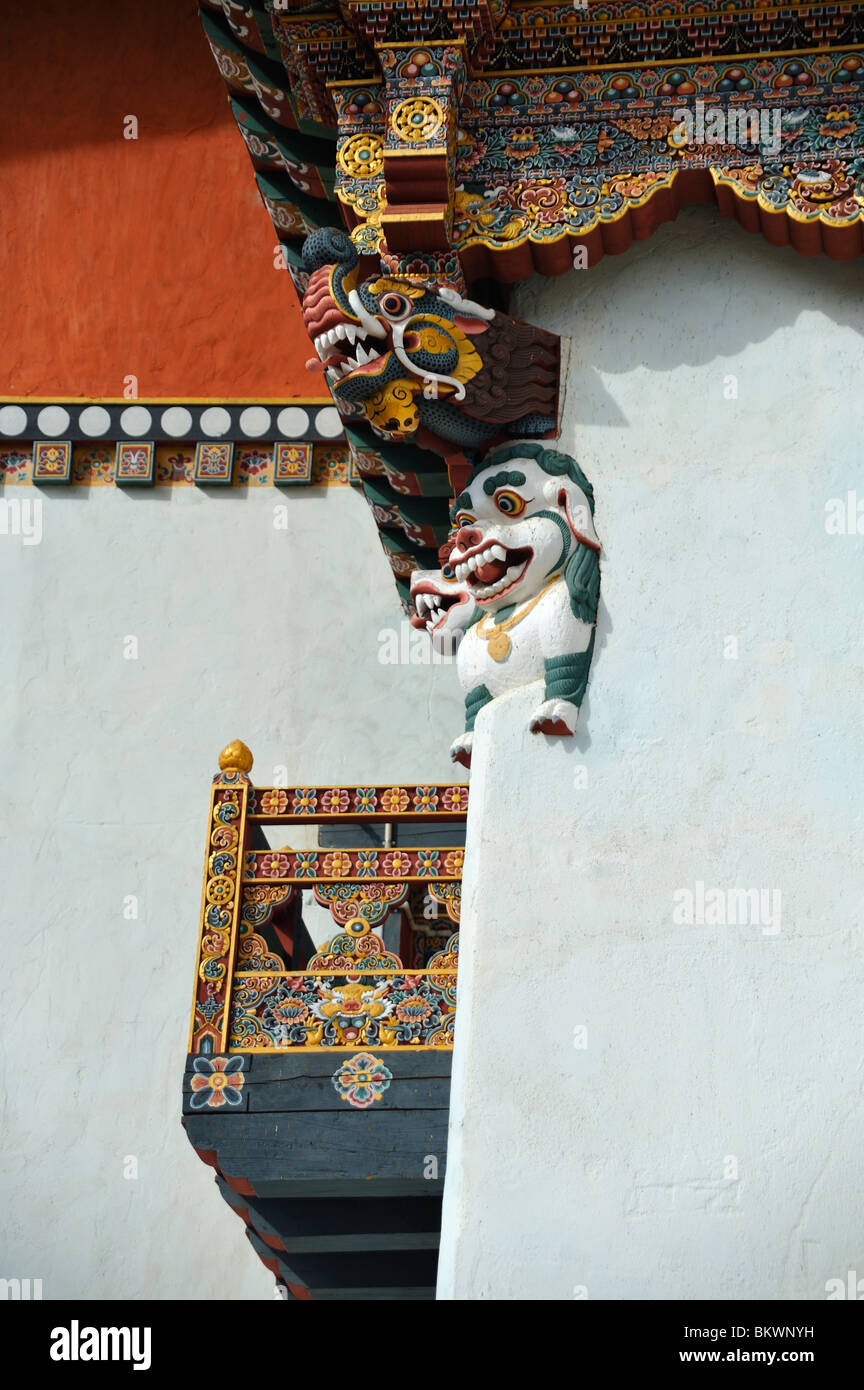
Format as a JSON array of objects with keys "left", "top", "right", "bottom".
[
  {"left": 495, "top": 489, "right": 527, "bottom": 516},
  {"left": 379, "top": 291, "right": 412, "bottom": 319},
  {"left": 442, "top": 563, "right": 457, "bottom": 581}
]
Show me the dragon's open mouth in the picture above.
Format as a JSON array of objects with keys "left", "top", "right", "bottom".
[
  {"left": 313, "top": 322, "right": 389, "bottom": 385},
  {"left": 451, "top": 542, "right": 533, "bottom": 602},
  {"left": 411, "top": 585, "right": 468, "bottom": 633}
]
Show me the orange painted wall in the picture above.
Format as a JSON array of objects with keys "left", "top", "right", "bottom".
[{"left": 1, "top": 0, "right": 317, "bottom": 401}]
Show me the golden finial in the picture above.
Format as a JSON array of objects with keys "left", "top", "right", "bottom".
[{"left": 218, "top": 739, "right": 254, "bottom": 774}]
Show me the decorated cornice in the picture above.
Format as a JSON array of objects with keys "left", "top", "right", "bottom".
[
  {"left": 482, "top": 1, "right": 864, "bottom": 72},
  {"left": 199, "top": 0, "right": 864, "bottom": 274}
]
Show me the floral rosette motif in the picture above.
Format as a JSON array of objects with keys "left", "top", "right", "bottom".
[
  {"left": 381, "top": 850, "right": 412, "bottom": 877},
  {"left": 188, "top": 1056, "right": 245, "bottom": 1110},
  {"left": 381, "top": 786, "right": 410, "bottom": 814},
  {"left": 259, "top": 851, "right": 290, "bottom": 878},
  {"left": 322, "top": 851, "right": 352, "bottom": 878},
  {"left": 331, "top": 1053, "right": 393, "bottom": 1109},
  {"left": 292, "top": 788, "right": 318, "bottom": 814},
  {"left": 354, "top": 851, "right": 379, "bottom": 878},
  {"left": 440, "top": 785, "right": 468, "bottom": 812},
  {"left": 294, "top": 852, "right": 319, "bottom": 878}
]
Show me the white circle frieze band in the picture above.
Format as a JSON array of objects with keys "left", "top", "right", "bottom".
[
  {"left": 199, "top": 407, "right": 232, "bottom": 437},
  {"left": 0, "top": 405, "right": 28, "bottom": 435},
  {"left": 239, "top": 407, "right": 271, "bottom": 437},
  {"left": 314, "top": 407, "right": 343, "bottom": 438},
  {"left": 78, "top": 406, "right": 112, "bottom": 437},
  {"left": 120, "top": 406, "right": 152, "bottom": 436},
  {"left": 276, "top": 407, "right": 309, "bottom": 437},
  {"left": 160, "top": 406, "right": 193, "bottom": 437},
  {"left": 36, "top": 406, "right": 71, "bottom": 437}
]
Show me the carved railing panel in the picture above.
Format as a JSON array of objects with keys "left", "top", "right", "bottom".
[{"left": 188, "top": 742, "right": 466, "bottom": 1054}]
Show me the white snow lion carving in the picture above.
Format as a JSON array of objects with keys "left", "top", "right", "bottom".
[{"left": 444, "top": 440, "right": 601, "bottom": 768}]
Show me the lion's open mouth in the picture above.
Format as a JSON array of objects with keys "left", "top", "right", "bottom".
[
  {"left": 411, "top": 586, "right": 467, "bottom": 632},
  {"left": 451, "top": 543, "right": 532, "bottom": 601},
  {"left": 313, "top": 322, "right": 389, "bottom": 384}
]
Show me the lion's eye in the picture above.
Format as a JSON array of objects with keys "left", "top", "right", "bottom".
[
  {"left": 453, "top": 512, "right": 475, "bottom": 527},
  {"left": 495, "top": 489, "right": 526, "bottom": 516},
  {"left": 379, "top": 292, "right": 411, "bottom": 319},
  {"left": 442, "top": 564, "right": 456, "bottom": 581}
]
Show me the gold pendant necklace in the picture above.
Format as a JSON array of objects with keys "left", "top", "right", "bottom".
[
  {"left": 487, "top": 628, "right": 512, "bottom": 661},
  {"left": 477, "top": 576, "right": 561, "bottom": 662}
]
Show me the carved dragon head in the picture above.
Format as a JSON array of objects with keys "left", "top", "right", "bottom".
[{"left": 301, "top": 228, "right": 559, "bottom": 447}]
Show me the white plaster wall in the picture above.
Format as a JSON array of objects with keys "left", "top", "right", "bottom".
[
  {"left": 438, "top": 207, "right": 864, "bottom": 1300},
  {"left": 0, "top": 482, "right": 463, "bottom": 1299}
]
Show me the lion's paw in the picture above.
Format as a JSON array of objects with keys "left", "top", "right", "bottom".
[
  {"left": 450, "top": 731, "right": 474, "bottom": 769},
  {"left": 529, "top": 699, "right": 579, "bottom": 737}
]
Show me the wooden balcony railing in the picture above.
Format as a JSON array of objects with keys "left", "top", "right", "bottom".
[{"left": 188, "top": 741, "right": 467, "bottom": 1056}]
